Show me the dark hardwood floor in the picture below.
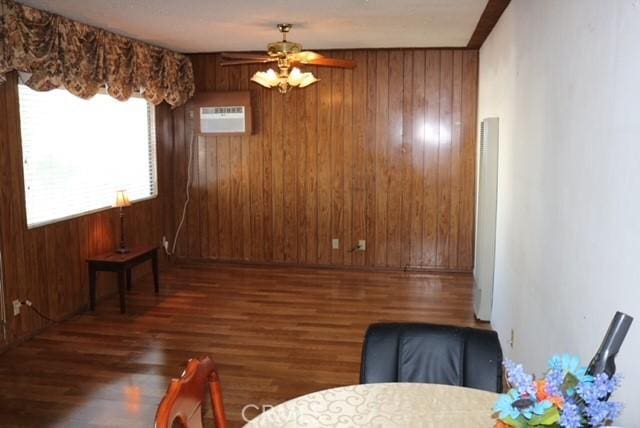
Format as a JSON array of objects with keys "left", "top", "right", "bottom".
[{"left": 0, "top": 263, "right": 482, "bottom": 427}]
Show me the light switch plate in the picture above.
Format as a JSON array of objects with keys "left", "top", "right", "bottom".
[{"left": 332, "top": 239, "right": 340, "bottom": 250}]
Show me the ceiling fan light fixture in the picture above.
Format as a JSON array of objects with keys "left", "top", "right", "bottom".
[
  {"left": 251, "top": 69, "right": 279, "bottom": 88},
  {"left": 286, "top": 67, "right": 303, "bottom": 86},
  {"left": 298, "top": 72, "right": 319, "bottom": 88},
  {"left": 223, "top": 24, "right": 354, "bottom": 94},
  {"left": 251, "top": 67, "right": 319, "bottom": 93},
  {"left": 287, "top": 67, "right": 319, "bottom": 89}
]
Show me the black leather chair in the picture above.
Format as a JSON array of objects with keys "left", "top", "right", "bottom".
[{"left": 360, "top": 323, "right": 503, "bottom": 393}]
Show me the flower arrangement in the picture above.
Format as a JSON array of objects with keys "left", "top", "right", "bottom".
[{"left": 493, "top": 354, "right": 623, "bottom": 427}]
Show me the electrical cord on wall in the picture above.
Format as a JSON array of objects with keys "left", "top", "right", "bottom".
[
  {"left": 168, "top": 114, "right": 197, "bottom": 256},
  {"left": 20, "top": 300, "right": 58, "bottom": 324}
]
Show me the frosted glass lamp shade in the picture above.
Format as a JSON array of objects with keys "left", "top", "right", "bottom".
[
  {"left": 252, "top": 67, "right": 318, "bottom": 93},
  {"left": 298, "top": 72, "right": 319, "bottom": 88},
  {"left": 251, "top": 69, "right": 279, "bottom": 88},
  {"left": 287, "top": 67, "right": 319, "bottom": 88}
]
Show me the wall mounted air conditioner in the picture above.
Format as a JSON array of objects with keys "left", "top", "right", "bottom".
[
  {"left": 200, "top": 106, "right": 245, "bottom": 134},
  {"left": 474, "top": 117, "right": 499, "bottom": 322},
  {"left": 186, "top": 91, "right": 253, "bottom": 136}
]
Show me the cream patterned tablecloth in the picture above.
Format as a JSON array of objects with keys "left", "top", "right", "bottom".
[{"left": 244, "top": 383, "right": 498, "bottom": 428}]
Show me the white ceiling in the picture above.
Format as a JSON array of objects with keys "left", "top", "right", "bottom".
[{"left": 18, "top": 0, "right": 488, "bottom": 53}]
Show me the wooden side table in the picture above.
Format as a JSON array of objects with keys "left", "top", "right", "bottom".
[{"left": 87, "top": 245, "right": 160, "bottom": 313}]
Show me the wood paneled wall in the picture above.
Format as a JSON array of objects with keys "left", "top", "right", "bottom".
[
  {"left": 0, "top": 73, "right": 174, "bottom": 345},
  {"left": 170, "top": 49, "right": 478, "bottom": 271}
]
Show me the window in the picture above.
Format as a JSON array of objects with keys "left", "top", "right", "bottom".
[{"left": 18, "top": 84, "right": 157, "bottom": 228}]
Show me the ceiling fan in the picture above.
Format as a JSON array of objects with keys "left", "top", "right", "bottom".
[{"left": 221, "top": 23, "right": 356, "bottom": 94}]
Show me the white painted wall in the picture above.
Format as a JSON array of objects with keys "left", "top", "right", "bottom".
[{"left": 478, "top": 0, "right": 640, "bottom": 424}]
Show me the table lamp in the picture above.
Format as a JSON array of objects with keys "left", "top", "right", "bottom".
[{"left": 114, "top": 190, "right": 132, "bottom": 254}]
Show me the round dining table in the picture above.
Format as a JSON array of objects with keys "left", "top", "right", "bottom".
[{"left": 244, "top": 382, "right": 499, "bottom": 427}]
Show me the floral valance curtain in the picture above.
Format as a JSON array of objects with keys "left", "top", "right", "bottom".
[{"left": 0, "top": 0, "right": 194, "bottom": 106}]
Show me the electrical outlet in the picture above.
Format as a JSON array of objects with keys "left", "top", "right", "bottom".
[
  {"left": 332, "top": 239, "right": 340, "bottom": 250},
  {"left": 357, "top": 240, "right": 366, "bottom": 251},
  {"left": 12, "top": 299, "right": 21, "bottom": 316}
]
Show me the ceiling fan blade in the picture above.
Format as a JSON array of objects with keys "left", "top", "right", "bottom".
[
  {"left": 221, "top": 52, "right": 273, "bottom": 61},
  {"left": 292, "top": 51, "right": 324, "bottom": 62},
  {"left": 295, "top": 56, "right": 357, "bottom": 69},
  {"left": 221, "top": 59, "right": 277, "bottom": 66}
]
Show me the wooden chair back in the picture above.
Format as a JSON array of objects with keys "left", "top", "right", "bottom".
[{"left": 155, "top": 356, "right": 228, "bottom": 428}]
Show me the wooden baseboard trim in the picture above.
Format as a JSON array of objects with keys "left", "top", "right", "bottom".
[{"left": 172, "top": 257, "right": 473, "bottom": 276}]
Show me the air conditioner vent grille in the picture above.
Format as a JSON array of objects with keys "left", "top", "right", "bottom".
[
  {"left": 202, "top": 106, "right": 244, "bottom": 115},
  {"left": 199, "top": 105, "right": 245, "bottom": 133}
]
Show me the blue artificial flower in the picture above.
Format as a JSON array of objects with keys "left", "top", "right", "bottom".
[
  {"left": 549, "top": 355, "right": 563, "bottom": 371},
  {"left": 584, "top": 401, "right": 623, "bottom": 426},
  {"left": 504, "top": 359, "right": 537, "bottom": 397},
  {"left": 575, "top": 373, "right": 623, "bottom": 426},
  {"left": 545, "top": 368, "right": 565, "bottom": 396},
  {"left": 559, "top": 400, "right": 582, "bottom": 428},
  {"left": 555, "top": 354, "right": 593, "bottom": 382},
  {"left": 547, "top": 354, "right": 593, "bottom": 396},
  {"left": 494, "top": 390, "right": 523, "bottom": 420},
  {"left": 577, "top": 373, "right": 621, "bottom": 405}
]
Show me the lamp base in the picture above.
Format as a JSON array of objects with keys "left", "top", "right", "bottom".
[{"left": 116, "top": 246, "right": 130, "bottom": 254}]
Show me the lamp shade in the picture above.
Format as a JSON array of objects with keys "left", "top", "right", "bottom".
[
  {"left": 114, "top": 190, "right": 132, "bottom": 208},
  {"left": 287, "top": 67, "right": 319, "bottom": 88},
  {"left": 298, "top": 72, "right": 319, "bottom": 88},
  {"left": 251, "top": 69, "right": 279, "bottom": 88},
  {"left": 287, "top": 67, "right": 303, "bottom": 86}
]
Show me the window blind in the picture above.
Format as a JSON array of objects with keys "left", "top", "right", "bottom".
[{"left": 18, "top": 84, "right": 157, "bottom": 228}]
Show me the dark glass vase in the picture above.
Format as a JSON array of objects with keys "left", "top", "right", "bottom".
[{"left": 586, "top": 311, "right": 633, "bottom": 378}]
